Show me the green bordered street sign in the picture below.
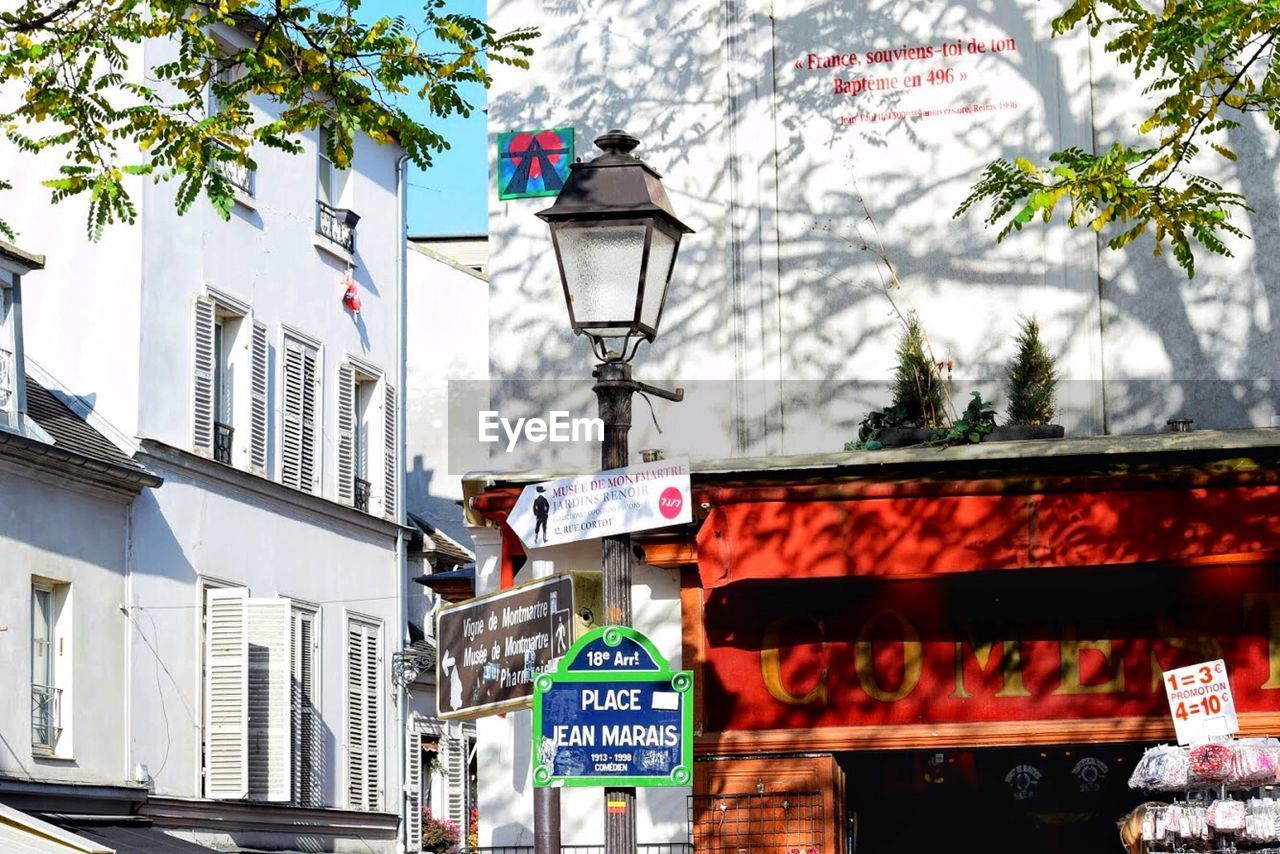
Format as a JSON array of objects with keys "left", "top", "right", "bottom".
[{"left": 532, "top": 626, "right": 693, "bottom": 788}]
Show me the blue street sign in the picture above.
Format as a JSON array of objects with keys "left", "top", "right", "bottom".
[{"left": 532, "top": 627, "right": 693, "bottom": 788}]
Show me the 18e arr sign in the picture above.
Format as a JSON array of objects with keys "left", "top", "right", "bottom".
[
  {"left": 436, "top": 576, "right": 576, "bottom": 719},
  {"left": 508, "top": 457, "right": 692, "bottom": 549},
  {"left": 1162, "top": 659, "right": 1239, "bottom": 745},
  {"left": 533, "top": 626, "right": 692, "bottom": 788}
]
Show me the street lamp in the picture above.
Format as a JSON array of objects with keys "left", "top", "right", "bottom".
[
  {"left": 536, "top": 129, "right": 693, "bottom": 854},
  {"left": 537, "top": 128, "right": 694, "bottom": 364}
]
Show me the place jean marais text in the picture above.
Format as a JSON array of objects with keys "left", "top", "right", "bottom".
[{"left": 758, "top": 593, "right": 1280, "bottom": 707}]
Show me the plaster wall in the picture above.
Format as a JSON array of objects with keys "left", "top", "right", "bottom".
[
  {"left": 486, "top": 0, "right": 1279, "bottom": 467},
  {"left": 126, "top": 459, "right": 400, "bottom": 810},
  {"left": 405, "top": 244, "right": 489, "bottom": 545},
  {"left": 0, "top": 469, "right": 131, "bottom": 788}
]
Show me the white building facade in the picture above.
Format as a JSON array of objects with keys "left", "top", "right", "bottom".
[{"left": 3, "top": 21, "right": 415, "bottom": 852}]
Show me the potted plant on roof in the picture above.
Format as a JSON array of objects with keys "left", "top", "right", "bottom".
[
  {"left": 849, "top": 315, "right": 951, "bottom": 449},
  {"left": 992, "top": 315, "right": 1065, "bottom": 440}
]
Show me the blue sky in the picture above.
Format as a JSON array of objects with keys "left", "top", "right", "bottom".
[{"left": 358, "top": 0, "right": 489, "bottom": 236}]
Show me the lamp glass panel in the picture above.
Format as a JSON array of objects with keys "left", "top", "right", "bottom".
[
  {"left": 639, "top": 228, "right": 676, "bottom": 330},
  {"left": 557, "top": 224, "right": 646, "bottom": 336}
]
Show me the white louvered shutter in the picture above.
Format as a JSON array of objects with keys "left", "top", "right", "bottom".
[
  {"left": 246, "top": 598, "right": 292, "bottom": 802},
  {"left": 204, "top": 587, "right": 248, "bottom": 800},
  {"left": 291, "top": 609, "right": 320, "bottom": 807},
  {"left": 443, "top": 726, "right": 467, "bottom": 830},
  {"left": 300, "top": 345, "right": 319, "bottom": 493},
  {"left": 381, "top": 382, "right": 397, "bottom": 520},
  {"left": 336, "top": 363, "right": 356, "bottom": 506},
  {"left": 193, "top": 296, "right": 216, "bottom": 456},
  {"left": 281, "top": 339, "right": 305, "bottom": 490},
  {"left": 405, "top": 728, "right": 422, "bottom": 852},
  {"left": 346, "top": 619, "right": 381, "bottom": 811},
  {"left": 249, "top": 320, "right": 269, "bottom": 474}
]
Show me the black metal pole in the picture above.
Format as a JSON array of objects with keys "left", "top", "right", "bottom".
[
  {"left": 593, "top": 360, "right": 637, "bottom": 854},
  {"left": 534, "top": 787, "right": 561, "bottom": 854}
]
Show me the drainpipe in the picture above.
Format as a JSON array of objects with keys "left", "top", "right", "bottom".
[{"left": 396, "top": 151, "right": 411, "bottom": 854}]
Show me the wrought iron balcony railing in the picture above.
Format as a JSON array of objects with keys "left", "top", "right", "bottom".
[
  {"left": 214, "top": 421, "right": 234, "bottom": 465},
  {"left": 31, "top": 683, "right": 61, "bottom": 751},
  {"left": 316, "top": 199, "right": 358, "bottom": 253},
  {"left": 0, "top": 346, "right": 12, "bottom": 408},
  {"left": 354, "top": 476, "right": 371, "bottom": 513},
  {"left": 214, "top": 144, "right": 255, "bottom": 197}
]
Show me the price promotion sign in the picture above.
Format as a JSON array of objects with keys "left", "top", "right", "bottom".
[
  {"left": 532, "top": 626, "right": 692, "bottom": 788},
  {"left": 1162, "top": 659, "right": 1239, "bottom": 745}
]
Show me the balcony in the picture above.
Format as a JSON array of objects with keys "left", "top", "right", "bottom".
[
  {"left": 214, "top": 421, "right": 234, "bottom": 465},
  {"left": 31, "top": 683, "right": 61, "bottom": 752},
  {"left": 354, "top": 476, "right": 371, "bottom": 513},
  {"left": 316, "top": 200, "right": 359, "bottom": 254},
  {"left": 214, "top": 145, "right": 255, "bottom": 197},
  {"left": 0, "top": 346, "right": 11, "bottom": 408}
]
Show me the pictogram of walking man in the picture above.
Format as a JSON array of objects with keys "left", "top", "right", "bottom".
[{"left": 533, "top": 485, "right": 550, "bottom": 544}]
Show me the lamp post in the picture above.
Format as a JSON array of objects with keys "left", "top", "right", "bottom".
[{"left": 536, "top": 129, "right": 693, "bottom": 854}]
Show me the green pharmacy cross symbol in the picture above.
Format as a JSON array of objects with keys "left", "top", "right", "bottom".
[{"left": 532, "top": 626, "right": 693, "bottom": 788}]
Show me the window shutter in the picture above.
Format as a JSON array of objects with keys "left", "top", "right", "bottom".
[
  {"left": 193, "top": 296, "right": 216, "bottom": 456},
  {"left": 281, "top": 339, "right": 305, "bottom": 490},
  {"left": 405, "top": 728, "right": 422, "bottom": 852},
  {"left": 346, "top": 619, "right": 381, "bottom": 811},
  {"left": 381, "top": 382, "right": 397, "bottom": 520},
  {"left": 336, "top": 364, "right": 356, "bottom": 506},
  {"left": 364, "top": 628, "right": 381, "bottom": 809},
  {"left": 301, "top": 345, "right": 320, "bottom": 494},
  {"left": 443, "top": 725, "right": 467, "bottom": 830},
  {"left": 204, "top": 587, "right": 248, "bottom": 800},
  {"left": 246, "top": 598, "right": 291, "bottom": 802},
  {"left": 250, "top": 320, "right": 268, "bottom": 475},
  {"left": 292, "top": 609, "right": 321, "bottom": 807}
]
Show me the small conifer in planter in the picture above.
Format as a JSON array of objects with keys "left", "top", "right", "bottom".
[
  {"left": 893, "top": 314, "right": 946, "bottom": 429},
  {"left": 1001, "top": 315, "right": 1064, "bottom": 439}
]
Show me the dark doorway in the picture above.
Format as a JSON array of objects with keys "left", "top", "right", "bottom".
[{"left": 841, "top": 742, "right": 1150, "bottom": 854}]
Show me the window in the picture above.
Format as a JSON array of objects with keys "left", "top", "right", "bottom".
[
  {"left": 0, "top": 283, "right": 13, "bottom": 414},
  {"left": 291, "top": 604, "right": 322, "bottom": 807},
  {"left": 336, "top": 362, "right": 397, "bottom": 519},
  {"left": 31, "top": 581, "right": 69, "bottom": 757},
  {"left": 316, "top": 125, "right": 356, "bottom": 252},
  {"left": 207, "top": 62, "right": 255, "bottom": 196},
  {"left": 202, "top": 587, "right": 295, "bottom": 802},
  {"left": 281, "top": 333, "right": 321, "bottom": 494},
  {"left": 345, "top": 616, "right": 381, "bottom": 812},
  {"left": 207, "top": 62, "right": 234, "bottom": 118},
  {"left": 316, "top": 125, "right": 349, "bottom": 209},
  {"left": 193, "top": 294, "right": 268, "bottom": 472}
]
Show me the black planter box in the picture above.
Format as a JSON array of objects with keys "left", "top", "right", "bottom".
[
  {"left": 874, "top": 424, "right": 1064, "bottom": 448},
  {"left": 987, "top": 424, "right": 1065, "bottom": 441},
  {"left": 877, "top": 427, "right": 937, "bottom": 447}
]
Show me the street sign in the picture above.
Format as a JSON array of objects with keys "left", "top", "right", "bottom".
[
  {"left": 507, "top": 457, "right": 692, "bottom": 549},
  {"left": 1162, "top": 659, "right": 1239, "bottom": 745},
  {"left": 436, "top": 576, "right": 577, "bottom": 719},
  {"left": 532, "top": 626, "right": 692, "bottom": 788}
]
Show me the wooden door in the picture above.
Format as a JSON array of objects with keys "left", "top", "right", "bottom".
[{"left": 692, "top": 755, "right": 845, "bottom": 854}]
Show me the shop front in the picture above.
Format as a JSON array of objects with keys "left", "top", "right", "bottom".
[{"left": 676, "top": 432, "right": 1280, "bottom": 854}]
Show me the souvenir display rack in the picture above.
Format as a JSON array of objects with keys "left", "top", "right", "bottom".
[{"left": 1130, "top": 739, "right": 1280, "bottom": 853}]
